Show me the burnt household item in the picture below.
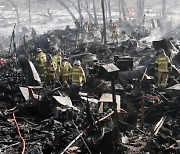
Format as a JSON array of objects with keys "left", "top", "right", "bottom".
[
  {"left": 18, "top": 55, "right": 42, "bottom": 86},
  {"left": 98, "top": 63, "right": 120, "bottom": 81},
  {"left": 118, "top": 66, "right": 147, "bottom": 83},
  {"left": 152, "top": 39, "right": 178, "bottom": 58},
  {"left": 114, "top": 56, "right": 133, "bottom": 71},
  {"left": 98, "top": 63, "right": 120, "bottom": 144},
  {"left": 166, "top": 84, "right": 180, "bottom": 97}
]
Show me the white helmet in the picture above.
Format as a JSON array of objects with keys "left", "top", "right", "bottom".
[{"left": 74, "top": 60, "right": 81, "bottom": 65}]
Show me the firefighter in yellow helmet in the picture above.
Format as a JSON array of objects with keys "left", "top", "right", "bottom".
[
  {"left": 155, "top": 49, "right": 172, "bottom": 90},
  {"left": 53, "top": 50, "right": 62, "bottom": 79},
  {"left": 60, "top": 57, "right": 72, "bottom": 86},
  {"left": 36, "top": 48, "right": 47, "bottom": 81},
  {"left": 71, "top": 60, "right": 86, "bottom": 87},
  {"left": 44, "top": 54, "right": 56, "bottom": 86}
]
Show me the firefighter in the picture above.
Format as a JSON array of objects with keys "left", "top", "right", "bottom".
[
  {"left": 111, "top": 24, "right": 119, "bottom": 43},
  {"left": 0, "top": 58, "right": 6, "bottom": 68},
  {"left": 71, "top": 60, "right": 86, "bottom": 87},
  {"left": 60, "top": 57, "right": 72, "bottom": 86},
  {"left": 45, "top": 54, "right": 56, "bottom": 86},
  {"left": 53, "top": 50, "right": 62, "bottom": 79},
  {"left": 36, "top": 48, "right": 47, "bottom": 81},
  {"left": 118, "top": 16, "right": 123, "bottom": 26},
  {"left": 83, "top": 20, "right": 89, "bottom": 33},
  {"left": 155, "top": 49, "right": 172, "bottom": 89},
  {"left": 88, "top": 23, "right": 95, "bottom": 39}
]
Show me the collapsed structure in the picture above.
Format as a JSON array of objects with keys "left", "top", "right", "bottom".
[{"left": 0, "top": 16, "right": 180, "bottom": 154}]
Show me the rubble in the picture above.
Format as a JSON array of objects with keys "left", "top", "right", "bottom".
[{"left": 0, "top": 21, "right": 180, "bottom": 154}]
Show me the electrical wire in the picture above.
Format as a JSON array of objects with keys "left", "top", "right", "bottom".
[
  {"left": 131, "top": 94, "right": 161, "bottom": 118},
  {"left": 12, "top": 110, "right": 26, "bottom": 154},
  {"left": 61, "top": 108, "right": 128, "bottom": 154},
  {"left": 61, "top": 111, "right": 115, "bottom": 154},
  {"left": 131, "top": 95, "right": 160, "bottom": 103}
]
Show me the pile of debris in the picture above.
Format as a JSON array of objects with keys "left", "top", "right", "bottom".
[{"left": 0, "top": 27, "right": 180, "bottom": 154}]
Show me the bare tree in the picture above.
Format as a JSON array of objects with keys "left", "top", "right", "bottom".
[
  {"left": 47, "top": 8, "right": 54, "bottom": 20},
  {"left": 7, "top": 0, "right": 20, "bottom": 34},
  {"left": 101, "top": 0, "right": 107, "bottom": 46},
  {"left": 107, "top": 0, "right": 112, "bottom": 22},
  {"left": 82, "top": 0, "right": 95, "bottom": 24},
  {"left": 27, "top": 0, "right": 31, "bottom": 30},
  {"left": 137, "top": 0, "right": 145, "bottom": 21},
  {"left": 77, "top": 0, "right": 83, "bottom": 28},
  {"left": 92, "top": 0, "right": 98, "bottom": 28},
  {"left": 56, "top": 0, "right": 80, "bottom": 29},
  {"left": 162, "top": 0, "right": 166, "bottom": 19},
  {"left": 118, "top": 0, "right": 121, "bottom": 17}
]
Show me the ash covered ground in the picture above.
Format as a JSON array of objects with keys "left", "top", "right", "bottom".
[{"left": 0, "top": 0, "right": 180, "bottom": 154}]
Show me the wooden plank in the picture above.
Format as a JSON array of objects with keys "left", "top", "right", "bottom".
[
  {"left": 98, "top": 102, "right": 104, "bottom": 113},
  {"left": 153, "top": 116, "right": 166, "bottom": 135},
  {"left": 99, "top": 93, "right": 113, "bottom": 102},
  {"left": 116, "top": 95, "right": 121, "bottom": 113},
  {"left": 99, "top": 93, "right": 121, "bottom": 113}
]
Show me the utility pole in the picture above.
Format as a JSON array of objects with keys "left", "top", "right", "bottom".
[
  {"left": 101, "top": 0, "right": 107, "bottom": 46},
  {"left": 162, "top": 0, "right": 167, "bottom": 19}
]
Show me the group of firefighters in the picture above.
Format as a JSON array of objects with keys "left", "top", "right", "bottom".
[
  {"left": 35, "top": 46, "right": 172, "bottom": 91},
  {"left": 35, "top": 48, "right": 86, "bottom": 88}
]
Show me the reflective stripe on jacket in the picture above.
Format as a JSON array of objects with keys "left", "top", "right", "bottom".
[
  {"left": 60, "top": 61, "right": 72, "bottom": 76},
  {"left": 45, "top": 62, "right": 56, "bottom": 76},
  {"left": 71, "top": 66, "right": 86, "bottom": 84},
  {"left": 53, "top": 55, "right": 62, "bottom": 69},
  {"left": 155, "top": 54, "right": 171, "bottom": 73},
  {"left": 36, "top": 52, "right": 47, "bottom": 67}
]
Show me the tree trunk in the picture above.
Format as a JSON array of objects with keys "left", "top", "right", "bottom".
[
  {"left": 8, "top": 0, "right": 20, "bottom": 34},
  {"left": 137, "top": 0, "right": 145, "bottom": 21},
  {"left": 66, "top": 0, "right": 95, "bottom": 24},
  {"left": 92, "top": 0, "right": 98, "bottom": 28},
  {"left": 162, "top": 0, "right": 166, "bottom": 19},
  {"left": 104, "top": 0, "right": 108, "bottom": 21},
  {"left": 27, "top": 0, "right": 31, "bottom": 30},
  {"left": 77, "top": 0, "right": 83, "bottom": 28},
  {"left": 121, "top": 0, "right": 126, "bottom": 19},
  {"left": 101, "top": 0, "right": 107, "bottom": 46},
  {"left": 107, "top": 0, "right": 112, "bottom": 22},
  {"left": 118, "top": 0, "right": 121, "bottom": 17},
  {"left": 56, "top": 0, "right": 79, "bottom": 29},
  {"left": 84, "top": 0, "right": 95, "bottom": 23}
]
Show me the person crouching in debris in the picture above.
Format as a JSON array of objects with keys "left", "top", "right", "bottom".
[
  {"left": 53, "top": 50, "right": 62, "bottom": 80},
  {"left": 36, "top": 48, "right": 47, "bottom": 81},
  {"left": 60, "top": 57, "right": 72, "bottom": 87},
  {"left": 70, "top": 60, "right": 86, "bottom": 90},
  {"left": 155, "top": 49, "right": 172, "bottom": 90},
  {"left": 45, "top": 54, "right": 56, "bottom": 86}
]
